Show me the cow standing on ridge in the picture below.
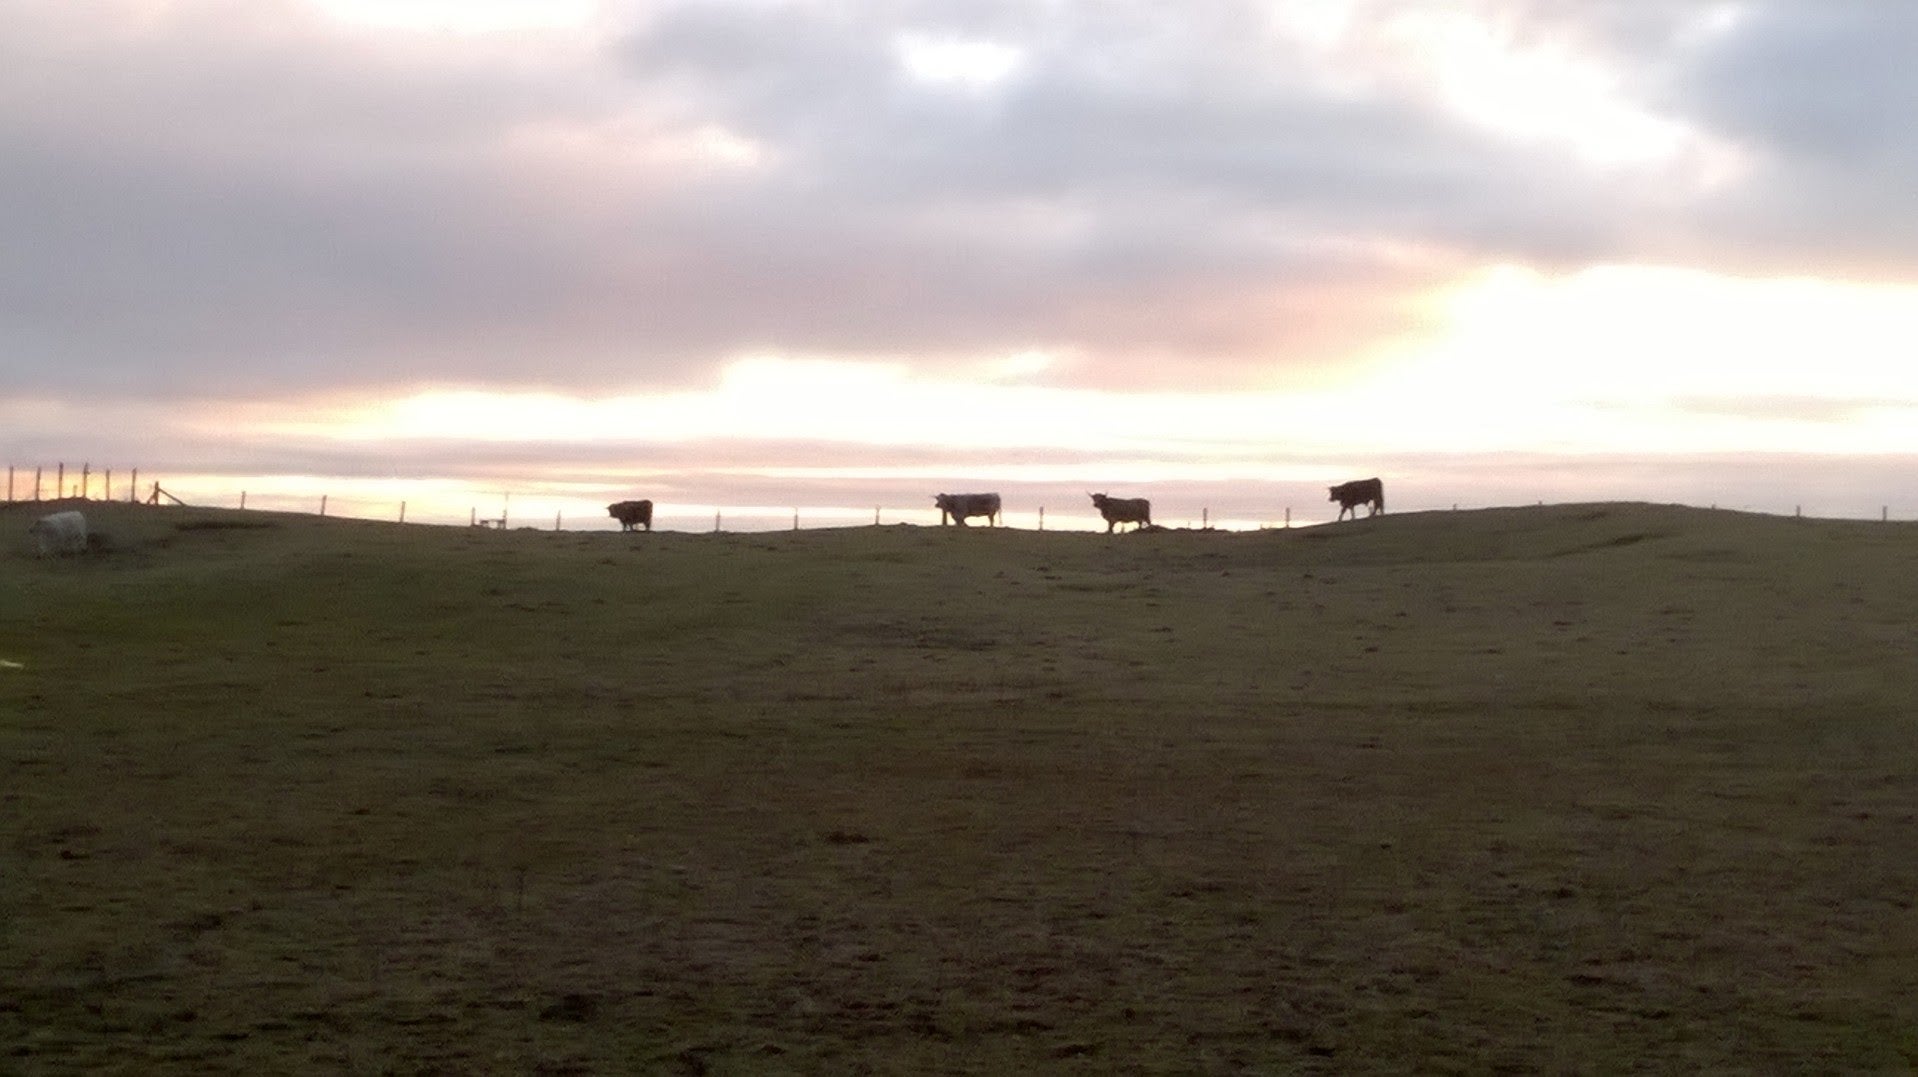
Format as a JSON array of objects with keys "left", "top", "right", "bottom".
[
  {"left": 607, "top": 499, "right": 654, "bottom": 532},
  {"left": 934, "top": 493, "right": 1002, "bottom": 527},
  {"left": 1328, "top": 478, "right": 1384, "bottom": 521},
  {"left": 1089, "top": 493, "right": 1151, "bottom": 533}
]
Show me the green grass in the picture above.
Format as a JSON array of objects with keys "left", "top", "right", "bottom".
[{"left": 4, "top": 500, "right": 1917, "bottom": 1073}]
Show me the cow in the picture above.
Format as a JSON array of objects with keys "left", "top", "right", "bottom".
[
  {"left": 934, "top": 492, "right": 1001, "bottom": 527},
  {"left": 607, "top": 499, "right": 654, "bottom": 532},
  {"left": 28, "top": 510, "right": 88, "bottom": 556},
  {"left": 1089, "top": 492, "right": 1151, "bottom": 533},
  {"left": 1329, "top": 477, "right": 1384, "bottom": 521}
]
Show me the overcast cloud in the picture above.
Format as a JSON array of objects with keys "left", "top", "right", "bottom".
[
  {"left": 5, "top": 0, "right": 1918, "bottom": 522},
  {"left": 7, "top": 0, "right": 1910, "bottom": 400}
]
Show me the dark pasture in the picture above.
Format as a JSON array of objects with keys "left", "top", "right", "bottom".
[{"left": 3, "top": 500, "right": 1916, "bottom": 1073}]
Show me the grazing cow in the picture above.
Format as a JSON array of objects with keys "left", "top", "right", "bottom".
[
  {"left": 934, "top": 492, "right": 1002, "bottom": 527},
  {"left": 1089, "top": 492, "right": 1151, "bottom": 533},
  {"left": 1329, "top": 477, "right": 1384, "bottom": 521},
  {"left": 607, "top": 499, "right": 654, "bottom": 532},
  {"left": 29, "top": 510, "right": 88, "bottom": 556}
]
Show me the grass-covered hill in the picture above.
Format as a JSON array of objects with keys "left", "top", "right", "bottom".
[{"left": 4, "top": 499, "right": 1916, "bottom": 1073}]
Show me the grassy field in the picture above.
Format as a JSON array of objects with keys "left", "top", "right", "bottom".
[{"left": 3, "top": 499, "right": 1916, "bottom": 1074}]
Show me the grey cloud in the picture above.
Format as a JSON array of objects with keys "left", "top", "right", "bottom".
[
  {"left": 1521, "top": 1, "right": 1918, "bottom": 274},
  {"left": 1672, "top": 3, "right": 1918, "bottom": 164},
  {"left": 1667, "top": 395, "right": 1900, "bottom": 424},
  {"left": 5, "top": 0, "right": 1912, "bottom": 409}
]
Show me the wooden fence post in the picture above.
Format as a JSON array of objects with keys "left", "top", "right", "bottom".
[
  {"left": 130, "top": 469, "right": 137, "bottom": 503},
  {"left": 555, "top": 510, "right": 562, "bottom": 531},
  {"left": 400, "top": 501, "right": 407, "bottom": 524},
  {"left": 35, "top": 467, "right": 43, "bottom": 500},
  {"left": 240, "top": 491, "right": 247, "bottom": 510},
  {"left": 80, "top": 463, "right": 90, "bottom": 499},
  {"left": 874, "top": 506, "right": 880, "bottom": 526},
  {"left": 792, "top": 508, "right": 799, "bottom": 531},
  {"left": 714, "top": 510, "right": 721, "bottom": 533},
  {"left": 104, "top": 469, "right": 111, "bottom": 502},
  {"left": 1038, "top": 506, "right": 1045, "bottom": 531},
  {"left": 1284, "top": 507, "right": 1291, "bottom": 528},
  {"left": 1202, "top": 508, "right": 1209, "bottom": 528},
  {"left": 57, "top": 463, "right": 64, "bottom": 498},
  {"left": 320, "top": 495, "right": 328, "bottom": 517},
  {"left": 6, "top": 467, "right": 11, "bottom": 502}
]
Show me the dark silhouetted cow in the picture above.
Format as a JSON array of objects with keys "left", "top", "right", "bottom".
[
  {"left": 934, "top": 492, "right": 1002, "bottom": 527},
  {"left": 1089, "top": 493, "right": 1151, "bottom": 533},
  {"left": 607, "top": 499, "right": 654, "bottom": 532},
  {"left": 1328, "top": 478, "right": 1384, "bottom": 521}
]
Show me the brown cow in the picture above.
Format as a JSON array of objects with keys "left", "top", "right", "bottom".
[
  {"left": 1328, "top": 478, "right": 1384, "bottom": 521},
  {"left": 607, "top": 499, "right": 654, "bottom": 532},
  {"left": 1088, "top": 493, "right": 1151, "bottom": 533},
  {"left": 934, "top": 492, "right": 1002, "bottom": 527}
]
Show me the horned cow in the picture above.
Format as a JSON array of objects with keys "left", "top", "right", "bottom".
[
  {"left": 933, "top": 492, "right": 1002, "bottom": 527},
  {"left": 607, "top": 499, "right": 654, "bottom": 532},
  {"left": 28, "top": 510, "right": 88, "bottom": 556},
  {"left": 1328, "top": 478, "right": 1384, "bottom": 521},
  {"left": 1089, "top": 493, "right": 1151, "bottom": 533}
]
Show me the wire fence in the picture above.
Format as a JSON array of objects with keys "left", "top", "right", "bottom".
[
  {"left": 4, "top": 465, "right": 1303, "bottom": 533},
  {"left": 6, "top": 462, "right": 1911, "bottom": 532}
]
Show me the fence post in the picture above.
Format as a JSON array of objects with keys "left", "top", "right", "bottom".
[
  {"left": 792, "top": 508, "right": 799, "bottom": 531},
  {"left": 81, "top": 463, "right": 90, "bottom": 499},
  {"left": 1284, "top": 507, "right": 1291, "bottom": 528},
  {"left": 1038, "top": 506, "right": 1045, "bottom": 531},
  {"left": 1202, "top": 508, "right": 1209, "bottom": 528},
  {"left": 240, "top": 491, "right": 247, "bottom": 510},
  {"left": 104, "top": 469, "right": 111, "bottom": 502},
  {"left": 400, "top": 501, "right": 407, "bottom": 524},
  {"left": 34, "top": 467, "right": 42, "bottom": 501},
  {"left": 1883, "top": 506, "right": 1889, "bottom": 522},
  {"left": 56, "top": 463, "right": 64, "bottom": 498},
  {"left": 470, "top": 507, "right": 477, "bottom": 527},
  {"left": 130, "top": 469, "right": 137, "bottom": 503},
  {"left": 555, "top": 510, "right": 562, "bottom": 531},
  {"left": 714, "top": 510, "right": 721, "bottom": 533},
  {"left": 320, "top": 495, "right": 328, "bottom": 517},
  {"left": 875, "top": 506, "right": 880, "bottom": 526},
  {"left": 6, "top": 467, "right": 11, "bottom": 502}
]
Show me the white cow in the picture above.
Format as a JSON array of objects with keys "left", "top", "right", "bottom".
[{"left": 28, "top": 510, "right": 88, "bottom": 556}]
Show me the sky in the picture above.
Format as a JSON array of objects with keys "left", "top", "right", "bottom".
[{"left": 6, "top": 0, "right": 1918, "bottom": 528}]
